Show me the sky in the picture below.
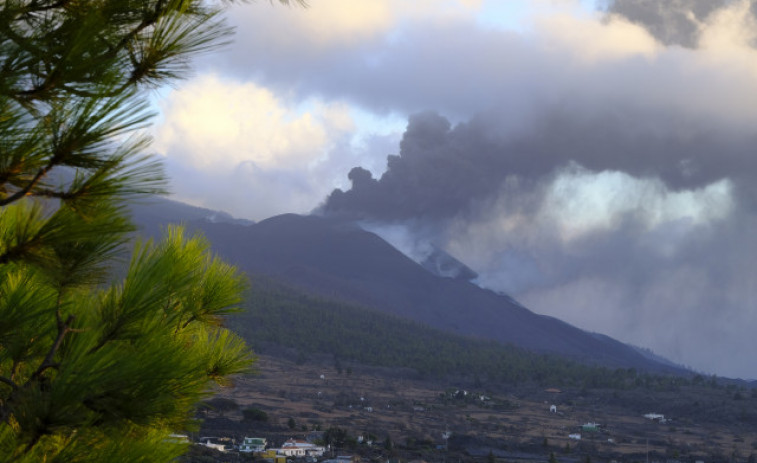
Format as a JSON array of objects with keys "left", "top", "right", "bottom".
[{"left": 151, "top": 0, "right": 757, "bottom": 379}]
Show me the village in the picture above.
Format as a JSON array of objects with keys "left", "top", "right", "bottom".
[
  {"left": 179, "top": 354, "right": 757, "bottom": 463},
  {"left": 181, "top": 410, "right": 717, "bottom": 463},
  {"left": 195, "top": 436, "right": 328, "bottom": 461}
]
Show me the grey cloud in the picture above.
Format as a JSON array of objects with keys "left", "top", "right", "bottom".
[
  {"left": 203, "top": 12, "right": 548, "bottom": 118},
  {"left": 601, "top": 0, "right": 755, "bottom": 48},
  {"left": 317, "top": 108, "right": 757, "bottom": 378},
  {"left": 513, "top": 209, "right": 757, "bottom": 377},
  {"left": 161, "top": 129, "right": 400, "bottom": 221},
  {"left": 448, "top": 169, "right": 757, "bottom": 377},
  {"left": 204, "top": 3, "right": 757, "bottom": 132},
  {"left": 320, "top": 108, "right": 757, "bottom": 222}
]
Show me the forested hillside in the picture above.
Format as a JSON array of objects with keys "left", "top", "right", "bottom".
[{"left": 232, "top": 277, "right": 692, "bottom": 391}]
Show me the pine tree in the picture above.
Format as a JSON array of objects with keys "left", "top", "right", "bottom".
[{"left": 0, "top": 0, "right": 301, "bottom": 460}]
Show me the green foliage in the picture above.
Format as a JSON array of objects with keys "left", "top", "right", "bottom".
[
  {"left": 204, "top": 398, "right": 239, "bottom": 417},
  {"left": 323, "top": 426, "right": 349, "bottom": 448},
  {"left": 0, "top": 0, "right": 279, "bottom": 460},
  {"left": 0, "top": 226, "right": 253, "bottom": 461},
  {"left": 241, "top": 408, "right": 269, "bottom": 422},
  {"left": 383, "top": 435, "right": 393, "bottom": 451},
  {"left": 235, "top": 277, "right": 683, "bottom": 389}
]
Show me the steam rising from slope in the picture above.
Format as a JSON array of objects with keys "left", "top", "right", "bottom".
[{"left": 319, "top": 106, "right": 757, "bottom": 379}]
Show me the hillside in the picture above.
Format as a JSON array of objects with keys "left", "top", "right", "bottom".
[
  {"left": 234, "top": 276, "right": 679, "bottom": 389},
  {"left": 129, "top": 198, "right": 683, "bottom": 373},
  {"left": 191, "top": 284, "right": 757, "bottom": 462},
  {"left": 139, "top": 205, "right": 681, "bottom": 373}
]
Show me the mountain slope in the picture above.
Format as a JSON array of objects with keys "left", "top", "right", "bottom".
[
  {"left": 134, "top": 209, "right": 678, "bottom": 373},
  {"left": 234, "top": 276, "right": 674, "bottom": 388}
]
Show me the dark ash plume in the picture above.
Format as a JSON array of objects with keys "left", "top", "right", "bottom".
[
  {"left": 321, "top": 108, "right": 757, "bottom": 223},
  {"left": 317, "top": 106, "right": 757, "bottom": 378}
]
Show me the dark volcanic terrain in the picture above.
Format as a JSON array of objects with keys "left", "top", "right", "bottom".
[
  {"left": 193, "top": 354, "right": 757, "bottom": 463},
  {"left": 132, "top": 198, "right": 683, "bottom": 373}
]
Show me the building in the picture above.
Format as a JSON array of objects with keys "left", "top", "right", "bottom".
[
  {"left": 239, "top": 437, "right": 267, "bottom": 453},
  {"left": 257, "top": 449, "right": 287, "bottom": 463},
  {"left": 581, "top": 422, "right": 600, "bottom": 432},
  {"left": 644, "top": 413, "right": 667, "bottom": 423},
  {"left": 278, "top": 438, "right": 326, "bottom": 457},
  {"left": 198, "top": 437, "right": 232, "bottom": 452},
  {"left": 277, "top": 446, "right": 306, "bottom": 457}
]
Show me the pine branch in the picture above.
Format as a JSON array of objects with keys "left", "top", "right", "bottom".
[
  {"left": 0, "top": 163, "right": 54, "bottom": 206},
  {"left": 60, "top": 83, "right": 131, "bottom": 99},
  {"left": 0, "top": 0, "right": 261, "bottom": 456},
  {"left": 0, "top": 376, "right": 19, "bottom": 391},
  {"left": 26, "top": 313, "right": 74, "bottom": 385},
  {"left": 0, "top": 17, "right": 46, "bottom": 64},
  {"left": 23, "top": 0, "right": 74, "bottom": 13},
  {"left": 21, "top": 187, "right": 73, "bottom": 200},
  {"left": 8, "top": 2, "right": 161, "bottom": 101}
]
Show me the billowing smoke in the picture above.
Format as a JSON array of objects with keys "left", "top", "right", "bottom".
[
  {"left": 318, "top": 106, "right": 757, "bottom": 379},
  {"left": 323, "top": 108, "right": 757, "bottom": 221}
]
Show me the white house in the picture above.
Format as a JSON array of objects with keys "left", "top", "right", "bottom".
[
  {"left": 281, "top": 438, "right": 326, "bottom": 457},
  {"left": 198, "top": 437, "right": 231, "bottom": 452},
  {"left": 239, "top": 437, "right": 267, "bottom": 453},
  {"left": 569, "top": 433, "right": 581, "bottom": 440},
  {"left": 277, "top": 447, "right": 306, "bottom": 457}
]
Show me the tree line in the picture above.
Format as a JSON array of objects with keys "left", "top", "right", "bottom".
[{"left": 232, "top": 276, "right": 695, "bottom": 391}]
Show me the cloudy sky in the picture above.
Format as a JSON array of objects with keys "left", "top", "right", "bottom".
[{"left": 152, "top": 0, "right": 757, "bottom": 379}]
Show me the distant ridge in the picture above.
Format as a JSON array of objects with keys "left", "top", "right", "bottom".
[{"left": 130, "top": 197, "right": 254, "bottom": 236}]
